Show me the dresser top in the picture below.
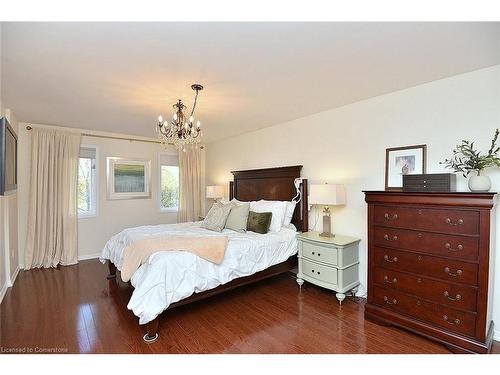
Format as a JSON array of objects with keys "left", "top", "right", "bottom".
[
  {"left": 363, "top": 190, "right": 497, "bottom": 208},
  {"left": 297, "top": 231, "right": 361, "bottom": 246},
  {"left": 363, "top": 190, "right": 497, "bottom": 196}
]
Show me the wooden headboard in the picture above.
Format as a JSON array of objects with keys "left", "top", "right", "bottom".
[{"left": 228, "top": 165, "right": 308, "bottom": 232}]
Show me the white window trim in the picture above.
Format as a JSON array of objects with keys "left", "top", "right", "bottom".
[
  {"left": 159, "top": 152, "right": 179, "bottom": 213},
  {"left": 78, "top": 144, "right": 99, "bottom": 219}
]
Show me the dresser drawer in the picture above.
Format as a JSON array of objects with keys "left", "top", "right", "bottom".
[
  {"left": 300, "top": 258, "right": 338, "bottom": 285},
  {"left": 374, "top": 205, "right": 479, "bottom": 235},
  {"left": 374, "top": 267, "right": 478, "bottom": 311},
  {"left": 372, "top": 286, "right": 477, "bottom": 337},
  {"left": 374, "top": 227, "right": 479, "bottom": 261},
  {"left": 374, "top": 247, "right": 479, "bottom": 286},
  {"left": 300, "top": 240, "right": 338, "bottom": 265}
]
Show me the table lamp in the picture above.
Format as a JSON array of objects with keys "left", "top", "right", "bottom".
[
  {"left": 206, "top": 185, "right": 225, "bottom": 203},
  {"left": 309, "top": 183, "right": 346, "bottom": 237}
]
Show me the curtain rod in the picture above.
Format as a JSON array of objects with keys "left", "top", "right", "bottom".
[{"left": 25, "top": 125, "right": 204, "bottom": 149}]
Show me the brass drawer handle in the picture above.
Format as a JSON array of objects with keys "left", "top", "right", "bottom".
[
  {"left": 384, "top": 213, "right": 398, "bottom": 220},
  {"left": 383, "top": 276, "right": 397, "bottom": 284},
  {"left": 445, "top": 243, "right": 463, "bottom": 252},
  {"left": 383, "top": 234, "right": 398, "bottom": 241},
  {"left": 383, "top": 255, "right": 398, "bottom": 263},
  {"left": 383, "top": 296, "right": 397, "bottom": 305},
  {"left": 311, "top": 252, "right": 321, "bottom": 257},
  {"left": 445, "top": 218, "right": 464, "bottom": 226},
  {"left": 443, "top": 315, "right": 461, "bottom": 325},
  {"left": 311, "top": 270, "right": 321, "bottom": 275},
  {"left": 443, "top": 291, "right": 462, "bottom": 301},
  {"left": 444, "top": 267, "right": 462, "bottom": 277}
]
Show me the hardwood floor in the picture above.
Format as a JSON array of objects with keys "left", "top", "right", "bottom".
[{"left": 1, "top": 259, "right": 499, "bottom": 354}]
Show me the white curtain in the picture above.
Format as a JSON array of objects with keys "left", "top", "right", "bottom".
[
  {"left": 178, "top": 145, "right": 202, "bottom": 222},
  {"left": 24, "top": 128, "right": 81, "bottom": 269}
]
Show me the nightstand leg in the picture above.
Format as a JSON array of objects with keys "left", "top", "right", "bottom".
[
  {"left": 336, "top": 293, "right": 346, "bottom": 305},
  {"left": 296, "top": 277, "right": 304, "bottom": 288}
]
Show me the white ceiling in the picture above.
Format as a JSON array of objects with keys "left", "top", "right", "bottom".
[{"left": 2, "top": 22, "right": 500, "bottom": 143}]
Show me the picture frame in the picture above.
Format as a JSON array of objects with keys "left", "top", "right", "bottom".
[
  {"left": 106, "top": 157, "right": 152, "bottom": 200},
  {"left": 385, "top": 144, "right": 427, "bottom": 191}
]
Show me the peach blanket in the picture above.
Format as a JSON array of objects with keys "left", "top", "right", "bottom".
[{"left": 120, "top": 236, "right": 228, "bottom": 282}]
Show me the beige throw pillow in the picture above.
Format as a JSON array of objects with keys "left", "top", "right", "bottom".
[
  {"left": 224, "top": 202, "right": 250, "bottom": 232},
  {"left": 201, "top": 202, "right": 233, "bottom": 232}
]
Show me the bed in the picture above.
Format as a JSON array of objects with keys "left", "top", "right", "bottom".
[{"left": 101, "top": 165, "right": 308, "bottom": 343}]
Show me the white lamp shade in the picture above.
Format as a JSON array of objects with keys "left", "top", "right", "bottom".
[
  {"left": 309, "top": 184, "right": 346, "bottom": 205},
  {"left": 206, "top": 185, "right": 225, "bottom": 199}
]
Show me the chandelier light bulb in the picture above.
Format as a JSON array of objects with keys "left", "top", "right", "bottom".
[
  {"left": 158, "top": 115, "right": 163, "bottom": 123},
  {"left": 173, "top": 113, "right": 178, "bottom": 121},
  {"left": 189, "top": 116, "right": 194, "bottom": 123},
  {"left": 196, "top": 120, "right": 201, "bottom": 128}
]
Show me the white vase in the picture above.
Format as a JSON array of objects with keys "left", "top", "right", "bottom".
[{"left": 468, "top": 174, "right": 491, "bottom": 192}]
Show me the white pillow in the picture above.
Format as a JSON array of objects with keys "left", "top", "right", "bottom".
[
  {"left": 283, "top": 201, "right": 297, "bottom": 227},
  {"left": 250, "top": 200, "right": 287, "bottom": 232},
  {"left": 221, "top": 197, "right": 243, "bottom": 205}
]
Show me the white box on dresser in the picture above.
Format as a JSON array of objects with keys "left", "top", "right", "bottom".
[{"left": 296, "top": 231, "right": 361, "bottom": 304}]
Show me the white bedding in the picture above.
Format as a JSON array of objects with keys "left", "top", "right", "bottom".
[{"left": 100, "top": 221, "right": 298, "bottom": 324}]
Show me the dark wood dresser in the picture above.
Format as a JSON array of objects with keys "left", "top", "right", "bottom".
[{"left": 364, "top": 191, "right": 496, "bottom": 353}]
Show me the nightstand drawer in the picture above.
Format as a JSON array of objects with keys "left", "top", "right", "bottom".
[
  {"left": 301, "top": 240, "right": 338, "bottom": 266},
  {"left": 300, "top": 258, "right": 338, "bottom": 285}
]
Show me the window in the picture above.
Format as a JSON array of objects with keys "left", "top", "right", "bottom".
[
  {"left": 159, "top": 153, "right": 179, "bottom": 211},
  {"left": 78, "top": 146, "right": 97, "bottom": 217}
]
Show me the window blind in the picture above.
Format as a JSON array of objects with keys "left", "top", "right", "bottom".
[
  {"left": 80, "top": 146, "right": 96, "bottom": 159},
  {"left": 160, "top": 153, "right": 179, "bottom": 166}
]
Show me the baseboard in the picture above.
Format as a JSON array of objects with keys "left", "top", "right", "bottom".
[
  {"left": 0, "top": 280, "right": 8, "bottom": 305},
  {"left": 77, "top": 252, "right": 101, "bottom": 261},
  {"left": 494, "top": 329, "right": 500, "bottom": 342},
  {"left": 9, "top": 265, "right": 20, "bottom": 287}
]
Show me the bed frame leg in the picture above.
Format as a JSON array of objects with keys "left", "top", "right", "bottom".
[
  {"left": 107, "top": 261, "right": 117, "bottom": 280},
  {"left": 143, "top": 318, "right": 159, "bottom": 343}
]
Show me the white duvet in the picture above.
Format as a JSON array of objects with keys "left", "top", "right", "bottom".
[{"left": 100, "top": 221, "right": 298, "bottom": 324}]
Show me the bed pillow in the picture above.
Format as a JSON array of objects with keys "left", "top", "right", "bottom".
[
  {"left": 201, "top": 202, "right": 233, "bottom": 232},
  {"left": 250, "top": 200, "right": 287, "bottom": 232},
  {"left": 246, "top": 211, "right": 272, "bottom": 234},
  {"left": 224, "top": 202, "right": 250, "bottom": 232},
  {"left": 283, "top": 201, "right": 297, "bottom": 227}
]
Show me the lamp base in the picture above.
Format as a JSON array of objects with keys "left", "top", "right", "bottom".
[{"left": 319, "top": 210, "right": 334, "bottom": 237}]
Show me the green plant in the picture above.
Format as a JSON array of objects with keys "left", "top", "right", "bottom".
[{"left": 441, "top": 129, "right": 500, "bottom": 177}]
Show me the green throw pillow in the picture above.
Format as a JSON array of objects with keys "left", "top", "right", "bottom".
[{"left": 246, "top": 211, "right": 272, "bottom": 234}]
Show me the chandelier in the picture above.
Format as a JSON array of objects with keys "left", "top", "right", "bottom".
[{"left": 156, "top": 84, "right": 203, "bottom": 149}]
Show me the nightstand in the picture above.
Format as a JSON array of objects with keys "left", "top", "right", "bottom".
[{"left": 296, "top": 231, "right": 360, "bottom": 304}]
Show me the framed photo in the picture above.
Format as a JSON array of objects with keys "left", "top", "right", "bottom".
[
  {"left": 385, "top": 144, "right": 427, "bottom": 191},
  {"left": 106, "top": 157, "right": 151, "bottom": 199}
]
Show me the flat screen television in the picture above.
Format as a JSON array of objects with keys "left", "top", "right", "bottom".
[{"left": 0, "top": 117, "right": 18, "bottom": 195}]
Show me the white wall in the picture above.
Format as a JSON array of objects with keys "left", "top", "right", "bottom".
[
  {"left": 0, "top": 21, "right": 6, "bottom": 301},
  {"left": 17, "top": 123, "right": 186, "bottom": 264},
  {"left": 205, "top": 65, "right": 500, "bottom": 337}
]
